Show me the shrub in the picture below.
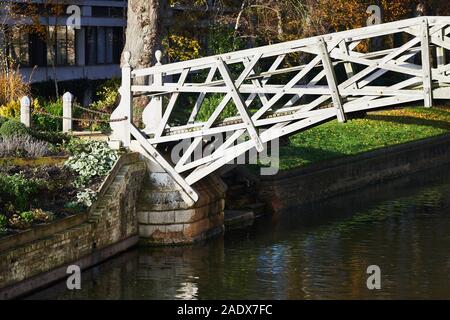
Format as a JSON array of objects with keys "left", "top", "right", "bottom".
[
  {"left": 32, "top": 99, "right": 63, "bottom": 132},
  {"left": 64, "top": 140, "right": 118, "bottom": 188},
  {"left": 0, "top": 55, "right": 30, "bottom": 107},
  {"left": 19, "top": 209, "right": 53, "bottom": 224},
  {"left": 0, "top": 116, "right": 6, "bottom": 127},
  {"left": 91, "top": 78, "right": 120, "bottom": 112},
  {"left": 8, "top": 214, "right": 31, "bottom": 230},
  {"left": 0, "top": 214, "right": 7, "bottom": 233},
  {"left": 0, "top": 119, "right": 29, "bottom": 138},
  {"left": 0, "top": 173, "right": 43, "bottom": 214},
  {"left": 31, "top": 208, "right": 54, "bottom": 223},
  {"left": 0, "top": 135, "right": 52, "bottom": 158},
  {"left": 29, "top": 130, "right": 71, "bottom": 145},
  {"left": 76, "top": 188, "right": 97, "bottom": 207},
  {"left": 0, "top": 100, "right": 21, "bottom": 120}
]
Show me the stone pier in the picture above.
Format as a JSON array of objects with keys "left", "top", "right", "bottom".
[{"left": 136, "top": 157, "right": 227, "bottom": 245}]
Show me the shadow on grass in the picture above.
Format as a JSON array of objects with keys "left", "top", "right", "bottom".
[{"left": 365, "top": 114, "right": 450, "bottom": 131}]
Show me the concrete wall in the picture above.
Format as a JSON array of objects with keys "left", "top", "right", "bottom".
[
  {"left": 0, "top": 153, "right": 146, "bottom": 299},
  {"left": 257, "top": 134, "right": 450, "bottom": 211}
]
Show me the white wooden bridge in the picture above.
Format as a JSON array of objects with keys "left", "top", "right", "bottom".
[{"left": 109, "top": 16, "right": 450, "bottom": 203}]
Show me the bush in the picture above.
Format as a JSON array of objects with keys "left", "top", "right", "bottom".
[
  {"left": 0, "top": 135, "right": 52, "bottom": 158},
  {"left": 0, "top": 100, "right": 21, "bottom": 120},
  {"left": 76, "top": 188, "right": 97, "bottom": 207},
  {"left": 64, "top": 139, "right": 118, "bottom": 188},
  {"left": 0, "top": 116, "right": 7, "bottom": 127},
  {"left": 0, "top": 173, "right": 43, "bottom": 214},
  {"left": 91, "top": 78, "right": 120, "bottom": 112},
  {"left": 0, "top": 119, "right": 29, "bottom": 138},
  {"left": 0, "top": 214, "right": 7, "bottom": 233},
  {"left": 0, "top": 55, "right": 30, "bottom": 107},
  {"left": 7, "top": 208, "right": 54, "bottom": 230},
  {"left": 29, "top": 130, "right": 71, "bottom": 145},
  {"left": 8, "top": 214, "right": 31, "bottom": 230},
  {"left": 32, "top": 99, "right": 63, "bottom": 132}
]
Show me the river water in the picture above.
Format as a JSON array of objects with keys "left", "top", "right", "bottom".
[{"left": 29, "top": 164, "right": 450, "bottom": 299}]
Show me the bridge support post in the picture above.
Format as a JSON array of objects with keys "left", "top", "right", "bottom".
[
  {"left": 109, "top": 51, "right": 132, "bottom": 149},
  {"left": 436, "top": 27, "right": 447, "bottom": 86},
  {"left": 143, "top": 50, "right": 163, "bottom": 134},
  {"left": 318, "top": 37, "right": 346, "bottom": 123},
  {"left": 339, "top": 40, "right": 358, "bottom": 90},
  {"left": 420, "top": 18, "right": 433, "bottom": 108}
]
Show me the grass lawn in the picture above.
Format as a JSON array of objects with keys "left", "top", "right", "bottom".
[{"left": 276, "top": 104, "right": 450, "bottom": 171}]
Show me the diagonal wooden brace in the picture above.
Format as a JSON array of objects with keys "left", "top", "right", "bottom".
[{"left": 216, "top": 57, "right": 264, "bottom": 152}]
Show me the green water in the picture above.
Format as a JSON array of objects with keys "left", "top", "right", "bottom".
[{"left": 29, "top": 164, "right": 450, "bottom": 299}]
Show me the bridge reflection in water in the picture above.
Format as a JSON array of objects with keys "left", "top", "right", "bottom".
[{"left": 29, "top": 164, "right": 450, "bottom": 299}]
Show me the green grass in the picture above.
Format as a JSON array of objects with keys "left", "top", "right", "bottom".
[{"left": 276, "top": 105, "right": 450, "bottom": 171}]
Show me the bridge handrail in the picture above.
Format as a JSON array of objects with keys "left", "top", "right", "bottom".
[{"left": 109, "top": 16, "right": 450, "bottom": 203}]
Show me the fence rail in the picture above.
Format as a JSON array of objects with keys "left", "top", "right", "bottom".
[
  {"left": 18, "top": 92, "right": 127, "bottom": 131},
  {"left": 107, "top": 16, "right": 449, "bottom": 202}
]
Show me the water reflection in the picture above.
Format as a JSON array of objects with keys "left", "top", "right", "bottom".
[{"left": 29, "top": 164, "right": 450, "bottom": 299}]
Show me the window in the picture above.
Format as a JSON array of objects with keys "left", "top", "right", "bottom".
[
  {"left": 91, "top": 6, "right": 124, "bottom": 18},
  {"left": 47, "top": 26, "right": 76, "bottom": 66},
  {"left": 86, "top": 27, "right": 97, "bottom": 65},
  {"left": 8, "top": 31, "right": 29, "bottom": 66},
  {"left": 29, "top": 33, "right": 46, "bottom": 67},
  {"left": 86, "top": 27, "right": 124, "bottom": 65},
  {"left": 97, "top": 27, "right": 106, "bottom": 64}
]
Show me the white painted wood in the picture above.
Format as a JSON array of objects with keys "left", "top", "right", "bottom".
[
  {"left": 129, "top": 124, "right": 199, "bottom": 203},
  {"left": 154, "top": 68, "right": 190, "bottom": 138},
  {"left": 436, "top": 27, "right": 447, "bottom": 86},
  {"left": 108, "top": 17, "right": 450, "bottom": 201},
  {"left": 20, "top": 96, "right": 31, "bottom": 128},
  {"left": 318, "top": 37, "right": 346, "bottom": 122},
  {"left": 143, "top": 50, "right": 164, "bottom": 133},
  {"left": 110, "top": 51, "right": 132, "bottom": 147},
  {"left": 188, "top": 65, "right": 217, "bottom": 123},
  {"left": 62, "top": 92, "right": 73, "bottom": 132},
  {"left": 216, "top": 57, "right": 264, "bottom": 152},
  {"left": 420, "top": 18, "right": 433, "bottom": 108},
  {"left": 339, "top": 40, "right": 357, "bottom": 89}
]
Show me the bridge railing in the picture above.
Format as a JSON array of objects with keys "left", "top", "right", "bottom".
[{"left": 110, "top": 16, "right": 450, "bottom": 202}]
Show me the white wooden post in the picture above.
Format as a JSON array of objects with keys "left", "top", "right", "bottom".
[
  {"left": 108, "top": 51, "right": 132, "bottom": 149},
  {"left": 20, "top": 96, "right": 31, "bottom": 128},
  {"left": 143, "top": 50, "right": 163, "bottom": 133},
  {"left": 420, "top": 18, "right": 433, "bottom": 108},
  {"left": 62, "top": 92, "right": 73, "bottom": 132},
  {"left": 318, "top": 37, "right": 346, "bottom": 123},
  {"left": 339, "top": 40, "right": 357, "bottom": 89},
  {"left": 436, "top": 27, "right": 446, "bottom": 86}
]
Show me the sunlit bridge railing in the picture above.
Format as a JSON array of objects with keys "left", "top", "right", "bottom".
[{"left": 110, "top": 16, "right": 450, "bottom": 202}]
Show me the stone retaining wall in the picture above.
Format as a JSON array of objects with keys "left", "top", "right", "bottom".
[
  {"left": 0, "top": 153, "right": 147, "bottom": 299},
  {"left": 256, "top": 133, "right": 450, "bottom": 211}
]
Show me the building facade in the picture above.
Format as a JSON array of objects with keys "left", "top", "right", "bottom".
[{"left": 0, "top": 0, "right": 127, "bottom": 83}]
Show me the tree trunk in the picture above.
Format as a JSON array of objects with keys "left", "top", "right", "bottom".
[
  {"left": 123, "top": 0, "right": 165, "bottom": 124},
  {"left": 123, "top": 0, "right": 163, "bottom": 71}
]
